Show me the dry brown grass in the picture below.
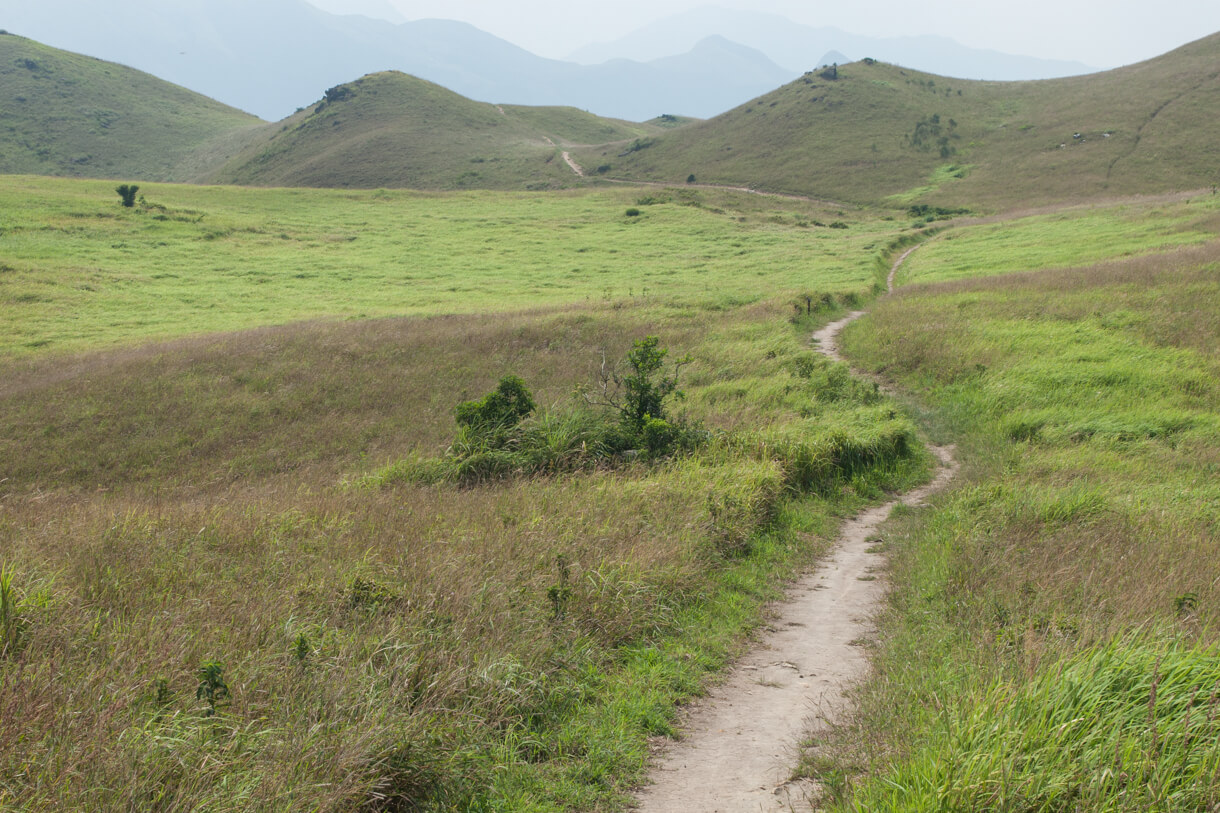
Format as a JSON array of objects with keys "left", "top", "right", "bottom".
[{"left": 0, "top": 295, "right": 925, "bottom": 809}]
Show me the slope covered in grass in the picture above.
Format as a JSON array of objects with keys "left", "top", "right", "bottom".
[
  {"left": 817, "top": 195, "right": 1220, "bottom": 809},
  {"left": 0, "top": 174, "right": 931, "bottom": 808},
  {"left": 204, "top": 72, "right": 659, "bottom": 190},
  {"left": 578, "top": 32, "right": 1220, "bottom": 209},
  {"left": 0, "top": 33, "right": 264, "bottom": 181}
]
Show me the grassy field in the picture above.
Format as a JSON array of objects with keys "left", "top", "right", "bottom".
[
  {"left": 898, "top": 193, "right": 1220, "bottom": 285},
  {"left": 0, "top": 175, "right": 893, "bottom": 360},
  {"left": 0, "top": 177, "right": 930, "bottom": 810},
  {"left": 817, "top": 196, "right": 1220, "bottom": 809}
]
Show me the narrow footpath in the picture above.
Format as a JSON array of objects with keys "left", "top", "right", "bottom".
[{"left": 633, "top": 243, "right": 955, "bottom": 812}]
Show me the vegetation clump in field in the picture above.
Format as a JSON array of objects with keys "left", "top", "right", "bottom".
[
  {"left": 378, "top": 336, "right": 707, "bottom": 485},
  {"left": 852, "top": 642, "right": 1220, "bottom": 810}
]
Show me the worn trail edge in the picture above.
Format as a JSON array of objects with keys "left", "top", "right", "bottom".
[{"left": 633, "top": 244, "right": 954, "bottom": 813}]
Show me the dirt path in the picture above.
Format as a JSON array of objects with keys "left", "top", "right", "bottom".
[
  {"left": 562, "top": 151, "right": 585, "bottom": 177},
  {"left": 633, "top": 246, "right": 955, "bottom": 813},
  {"left": 598, "top": 174, "right": 843, "bottom": 207}
]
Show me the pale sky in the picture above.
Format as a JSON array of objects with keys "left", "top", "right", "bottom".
[{"left": 375, "top": 0, "right": 1220, "bottom": 69}]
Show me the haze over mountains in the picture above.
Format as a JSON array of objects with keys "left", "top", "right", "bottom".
[
  {"left": 1, "top": 0, "right": 1095, "bottom": 123},
  {"left": 568, "top": 6, "right": 1096, "bottom": 81},
  {"left": 4, "top": 23, "right": 1218, "bottom": 210}
]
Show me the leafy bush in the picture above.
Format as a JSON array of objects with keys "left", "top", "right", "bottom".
[
  {"left": 455, "top": 375, "right": 535, "bottom": 437},
  {"left": 369, "top": 339, "right": 703, "bottom": 485},
  {"left": 617, "top": 335, "right": 690, "bottom": 430},
  {"left": 115, "top": 184, "right": 139, "bottom": 208}
]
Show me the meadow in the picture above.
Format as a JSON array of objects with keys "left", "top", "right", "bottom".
[
  {"left": 0, "top": 177, "right": 927, "bottom": 810},
  {"left": 0, "top": 176, "right": 888, "bottom": 360},
  {"left": 819, "top": 194, "right": 1220, "bottom": 810}
]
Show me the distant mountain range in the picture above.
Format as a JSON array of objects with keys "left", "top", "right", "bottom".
[
  {"left": 0, "top": 0, "right": 794, "bottom": 121},
  {"left": 1, "top": 0, "right": 1095, "bottom": 123},
  {"left": 3, "top": 26, "right": 1218, "bottom": 211},
  {"left": 568, "top": 5, "right": 1098, "bottom": 80}
]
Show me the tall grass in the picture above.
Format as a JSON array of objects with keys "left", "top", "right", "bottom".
[
  {"left": 821, "top": 217, "right": 1220, "bottom": 808},
  {"left": 855, "top": 642, "right": 1220, "bottom": 811},
  {"left": 0, "top": 293, "right": 926, "bottom": 810}
]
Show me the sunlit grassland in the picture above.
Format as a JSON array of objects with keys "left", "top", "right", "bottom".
[
  {"left": 0, "top": 175, "right": 892, "bottom": 359},
  {"left": 823, "top": 211, "right": 1220, "bottom": 809},
  {"left": 0, "top": 177, "right": 930, "bottom": 810},
  {"left": 898, "top": 192, "right": 1220, "bottom": 285}
]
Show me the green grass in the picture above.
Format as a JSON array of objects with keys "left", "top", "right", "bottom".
[
  {"left": 898, "top": 194, "right": 1220, "bottom": 284},
  {"left": 0, "top": 176, "right": 899, "bottom": 359},
  {"left": 0, "top": 33, "right": 263, "bottom": 181},
  {"left": 0, "top": 175, "right": 934, "bottom": 810},
  {"left": 579, "top": 33, "right": 1220, "bottom": 209},
  {"left": 814, "top": 198, "right": 1220, "bottom": 810},
  {"left": 852, "top": 642, "right": 1220, "bottom": 811}
]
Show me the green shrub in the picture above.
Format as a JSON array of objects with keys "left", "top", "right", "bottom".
[
  {"left": 619, "top": 336, "right": 689, "bottom": 430},
  {"left": 455, "top": 375, "right": 535, "bottom": 436},
  {"left": 115, "top": 184, "right": 139, "bottom": 208}
]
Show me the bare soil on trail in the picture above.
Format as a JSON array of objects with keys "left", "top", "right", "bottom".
[
  {"left": 632, "top": 245, "right": 955, "bottom": 812},
  {"left": 562, "top": 151, "right": 585, "bottom": 177}
]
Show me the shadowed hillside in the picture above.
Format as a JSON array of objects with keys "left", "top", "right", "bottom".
[
  {"left": 203, "top": 72, "right": 661, "bottom": 190},
  {"left": 0, "top": 33, "right": 264, "bottom": 181},
  {"left": 576, "top": 32, "right": 1220, "bottom": 209}
]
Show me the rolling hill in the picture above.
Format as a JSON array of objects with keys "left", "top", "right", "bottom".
[
  {"left": 0, "top": 0, "right": 795, "bottom": 122},
  {"left": 202, "top": 72, "right": 660, "bottom": 190},
  {"left": 574, "top": 31, "right": 1220, "bottom": 209},
  {"left": 0, "top": 33, "right": 264, "bottom": 181}
]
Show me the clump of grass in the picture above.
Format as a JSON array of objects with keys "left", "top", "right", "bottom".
[
  {"left": 855, "top": 641, "right": 1220, "bottom": 811},
  {"left": 0, "top": 565, "right": 25, "bottom": 657}
]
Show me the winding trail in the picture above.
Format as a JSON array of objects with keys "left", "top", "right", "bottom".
[{"left": 633, "top": 241, "right": 955, "bottom": 812}]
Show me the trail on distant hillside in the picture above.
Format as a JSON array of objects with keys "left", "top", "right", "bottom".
[
  {"left": 562, "top": 151, "right": 585, "bottom": 177},
  {"left": 634, "top": 244, "right": 956, "bottom": 813}
]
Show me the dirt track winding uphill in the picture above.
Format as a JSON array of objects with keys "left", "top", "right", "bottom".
[
  {"left": 633, "top": 244, "right": 955, "bottom": 812},
  {"left": 562, "top": 151, "right": 585, "bottom": 177}
]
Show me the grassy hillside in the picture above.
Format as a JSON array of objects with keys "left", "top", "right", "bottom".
[
  {"left": 576, "top": 33, "right": 1220, "bottom": 209},
  {"left": 205, "top": 72, "right": 659, "bottom": 190},
  {"left": 0, "top": 32, "right": 264, "bottom": 181},
  {"left": 0, "top": 175, "right": 929, "bottom": 809},
  {"left": 814, "top": 193, "right": 1220, "bottom": 808}
]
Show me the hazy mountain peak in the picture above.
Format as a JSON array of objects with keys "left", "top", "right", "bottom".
[
  {"left": 568, "top": 4, "right": 1096, "bottom": 80},
  {"left": 301, "top": 0, "right": 405, "bottom": 23}
]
